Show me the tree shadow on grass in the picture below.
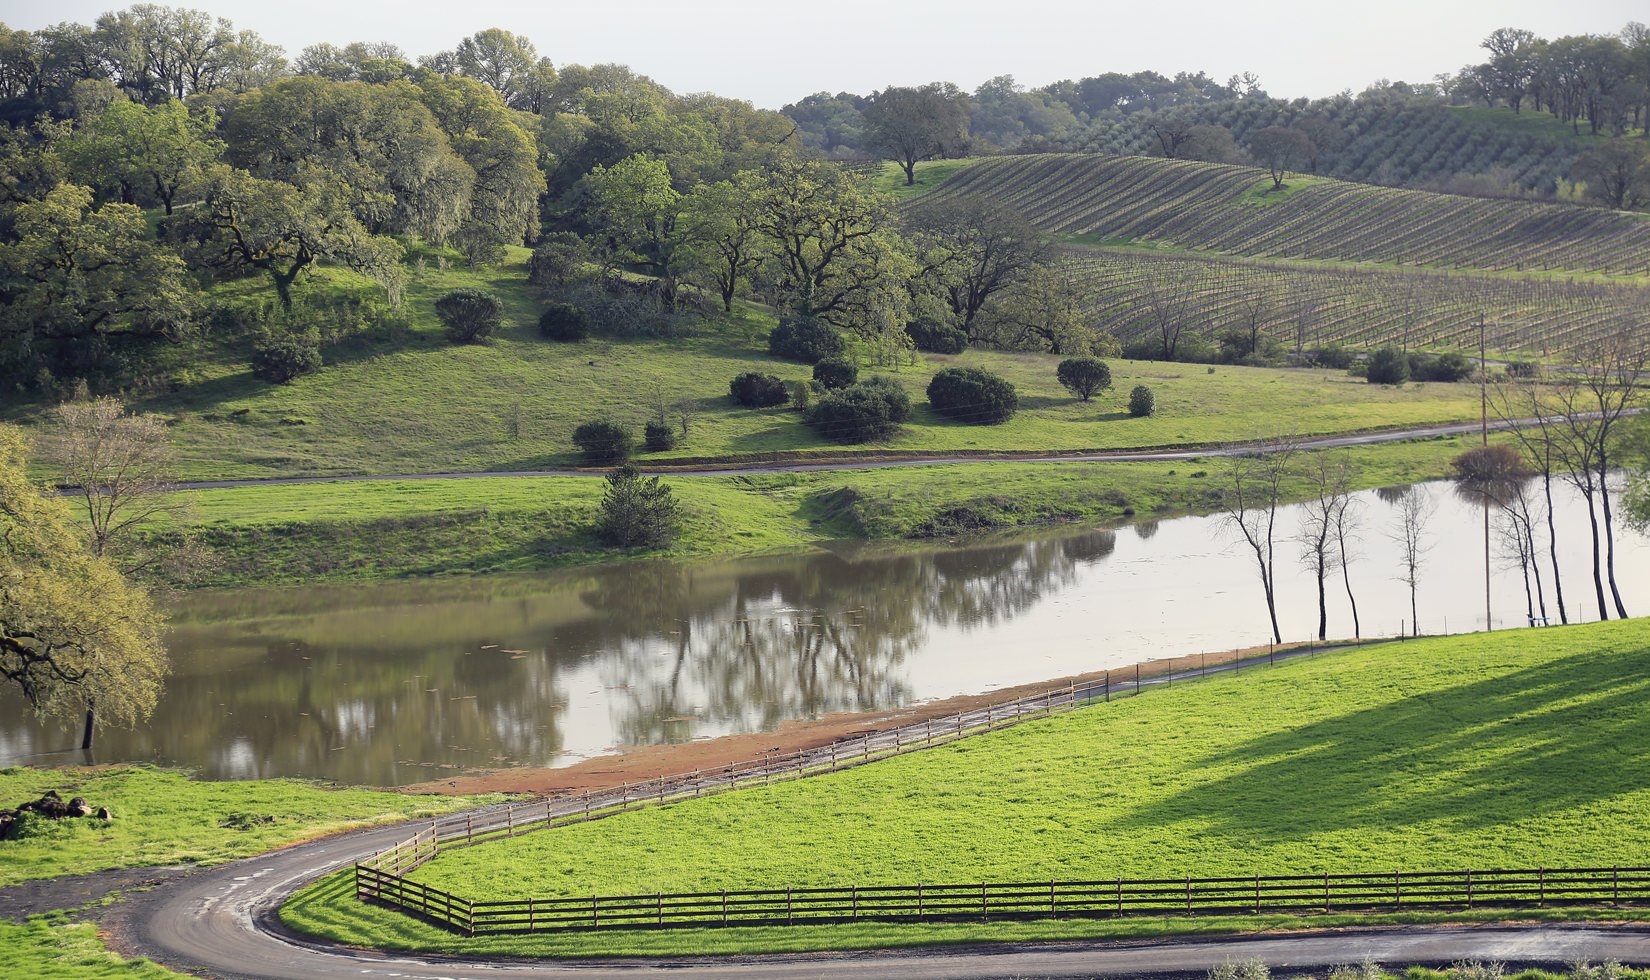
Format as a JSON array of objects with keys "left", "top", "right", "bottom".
[{"left": 1110, "top": 643, "right": 1650, "bottom": 842}]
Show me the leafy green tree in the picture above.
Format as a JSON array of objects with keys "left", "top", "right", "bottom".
[
  {"left": 449, "top": 28, "right": 550, "bottom": 111},
  {"left": 538, "top": 302, "right": 588, "bottom": 341},
  {"left": 680, "top": 173, "right": 766, "bottom": 311},
  {"left": 223, "top": 77, "right": 474, "bottom": 243},
  {"left": 1366, "top": 347, "right": 1410, "bottom": 385},
  {"left": 0, "top": 183, "right": 197, "bottom": 378},
  {"left": 572, "top": 418, "right": 633, "bottom": 465},
  {"left": 416, "top": 74, "right": 545, "bottom": 245},
  {"left": 61, "top": 99, "right": 222, "bottom": 213},
  {"left": 729, "top": 372, "right": 789, "bottom": 407},
  {"left": 1573, "top": 140, "right": 1650, "bottom": 211},
  {"left": 862, "top": 83, "right": 971, "bottom": 185},
  {"left": 175, "top": 163, "right": 402, "bottom": 310},
  {"left": 434, "top": 288, "right": 502, "bottom": 344},
  {"left": 976, "top": 265, "right": 1105, "bottom": 355},
  {"left": 812, "top": 359, "right": 858, "bottom": 390},
  {"left": 1128, "top": 385, "right": 1156, "bottom": 417},
  {"left": 584, "top": 153, "right": 686, "bottom": 286},
  {"left": 1057, "top": 357, "right": 1112, "bottom": 401},
  {"left": 1249, "top": 126, "right": 1316, "bottom": 190},
  {"left": 595, "top": 464, "right": 682, "bottom": 548},
  {"left": 805, "top": 377, "right": 911, "bottom": 442},
  {"left": 250, "top": 336, "right": 321, "bottom": 383},
  {"left": 749, "top": 160, "right": 911, "bottom": 328},
  {"left": 928, "top": 367, "right": 1019, "bottom": 424},
  {"left": 0, "top": 424, "right": 167, "bottom": 750}
]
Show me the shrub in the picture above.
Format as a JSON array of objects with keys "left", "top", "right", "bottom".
[
  {"left": 1304, "top": 345, "right": 1354, "bottom": 369},
  {"left": 249, "top": 338, "right": 321, "bottom": 384},
  {"left": 812, "top": 358, "right": 858, "bottom": 390},
  {"left": 729, "top": 372, "right": 789, "bottom": 407},
  {"left": 538, "top": 303, "right": 588, "bottom": 342},
  {"left": 1366, "top": 347, "right": 1410, "bottom": 384},
  {"left": 643, "top": 419, "right": 677, "bottom": 452},
  {"left": 806, "top": 377, "right": 911, "bottom": 443},
  {"left": 434, "top": 289, "right": 502, "bottom": 344},
  {"left": 768, "top": 314, "right": 846, "bottom": 363},
  {"left": 1208, "top": 959, "right": 1272, "bottom": 980},
  {"left": 927, "top": 367, "right": 1018, "bottom": 425},
  {"left": 789, "top": 380, "right": 812, "bottom": 412},
  {"left": 1128, "top": 384, "right": 1155, "bottom": 417},
  {"left": 596, "top": 464, "right": 681, "bottom": 548},
  {"left": 905, "top": 317, "right": 968, "bottom": 354},
  {"left": 527, "top": 232, "right": 586, "bottom": 289},
  {"left": 1451, "top": 444, "right": 1529, "bottom": 483},
  {"left": 1056, "top": 357, "right": 1112, "bottom": 401},
  {"left": 561, "top": 280, "right": 684, "bottom": 338},
  {"left": 571, "top": 418, "right": 633, "bottom": 465},
  {"left": 1409, "top": 351, "right": 1473, "bottom": 382}
]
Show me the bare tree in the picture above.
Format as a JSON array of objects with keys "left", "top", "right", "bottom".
[
  {"left": 1143, "top": 266, "right": 1196, "bottom": 360},
  {"left": 49, "top": 398, "right": 190, "bottom": 569},
  {"left": 1296, "top": 453, "right": 1353, "bottom": 640},
  {"left": 1332, "top": 478, "right": 1365, "bottom": 638},
  {"left": 1221, "top": 437, "right": 1299, "bottom": 645},
  {"left": 1492, "top": 380, "right": 1568, "bottom": 624},
  {"left": 1392, "top": 486, "right": 1437, "bottom": 635}
]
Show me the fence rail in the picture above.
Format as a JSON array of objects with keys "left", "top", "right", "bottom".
[
  {"left": 357, "top": 637, "right": 1634, "bottom": 937},
  {"left": 355, "top": 865, "right": 1650, "bottom": 936}
]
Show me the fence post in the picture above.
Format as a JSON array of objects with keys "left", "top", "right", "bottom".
[
  {"left": 592, "top": 895, "right": 598, "bottom": 927},
  {"left": 917, "top": 883, "right": 924, "bottom": 917},
  {"left": 1539, "top": 866, "right": 1545, "bottom": 907},
  {"left": 528, "top": 897, "right": 536, "bottom": 931},
  {"left": 1394, "top": 871, "right": 1401, "bottom": 908},
  {"left": 657, "top": 892, "right": 663, "bottom": 925},
  {"left": 1135, "top": 662, "right": 1140, "bottom": 693},
  {"left": 1104, "top": 671, "right": 1110, "bottom": 702},
  {"left": 1323, "top": 873, "right": 1330, "bottom": 912},
  {"left": 722, "top": 890, "right": 729, "bottom": 925},
  {"left": 1116, "top": 877, "right": 1122, "bottom": 913},
  {"left": 1615, "top": 866, "right": 1621, "bottom": 907},
  {"left": 1050, "top": 880, "right": 1057, "bottom": 917},
  {"left": 507, "top": 805, "right": 514, "bottom": 836},
  {"left": 1186, "top": 876, "right": 1192, "bottom": 913},
  {"left": 1466, "top": 870, "right": 1473, "bottom": 908},
  {"left": 467, "top": 899, "right": 476, "bottom": 937},
  {"left": 1254, "top": 874, "right": 1260, "bottom": 914},
  {"left": 787, "top": 887, "right": 793, "bottom": 924},
  {"left": 981, "top": 882, "right": 988, "bottom": 919},
  {"left": 852, "top": 884, "right": 859, "bottom": 919}
]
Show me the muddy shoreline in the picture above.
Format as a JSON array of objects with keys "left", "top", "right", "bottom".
[{"left": 403, "top": 638, "right": 1349, "bottom": 797}]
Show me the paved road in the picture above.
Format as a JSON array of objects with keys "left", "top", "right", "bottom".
[
  {"left": 160, "top": 417, "right": 1514, "bottom": 491},
  {"left": 103, "top": 641, "right": 1650, "bottom": 979}
]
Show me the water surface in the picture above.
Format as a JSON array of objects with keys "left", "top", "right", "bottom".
[{"left": 1, "top": 479, "right": 1643, "bottom": 784}]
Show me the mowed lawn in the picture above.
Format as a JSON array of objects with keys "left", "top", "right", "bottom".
[
  {"left": 283, "top": 618, "right": 1650, "bottom": 956},
  {"left": 2, "top": 248, "right": 1486, "bottom": 482}
]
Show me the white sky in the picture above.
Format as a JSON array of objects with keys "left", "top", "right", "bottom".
[{"left": 1, "top": 0, "right": 1643, "bottom": 109}]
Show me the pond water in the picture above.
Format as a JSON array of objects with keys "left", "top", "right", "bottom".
[{"left": 2, "top": 478, "right": 1645, "bottom": 785}]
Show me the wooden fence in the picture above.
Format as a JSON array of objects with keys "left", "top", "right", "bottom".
[{"left": 355, "top": 865, "right": 1650, "bottom": 936}]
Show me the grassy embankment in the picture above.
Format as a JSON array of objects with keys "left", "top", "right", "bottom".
[
  {"left": 0, "top": 767, "right": 506, "bottom": 976},
  {"left": 282, "top": 617, "right": 1650, "bottom": 956},
  {"left": 155, "top": 433, "right": 1485, "bottom": 588}
]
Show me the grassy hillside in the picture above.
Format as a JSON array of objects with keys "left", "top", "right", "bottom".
[
  {"left": 145, "top": 434, "right": 1481, "bottom": 589},
  {"left": 7, "top": 249, "right": 1489, "bottom": 482},
  {"left": 0, "top": 766, "right": 503, "bottom": 887},
  {"left": 924, "top": 154, "right": 1650, "bottom": 276},
  {"left": 283, "top": 617, "right": 1650, "bottom": 955}
]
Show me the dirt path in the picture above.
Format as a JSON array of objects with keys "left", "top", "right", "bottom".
[{"left": 401, "top": 639, "right": 1352, "bottom": 797}]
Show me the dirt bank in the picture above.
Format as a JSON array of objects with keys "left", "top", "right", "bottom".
[{"left": 403, "top": 639, "right": 1353, "bottom": 797}]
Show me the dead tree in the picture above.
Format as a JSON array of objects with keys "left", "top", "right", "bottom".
[{"left": 1221, "top": 437, "right": 1299, "bottom": 645}]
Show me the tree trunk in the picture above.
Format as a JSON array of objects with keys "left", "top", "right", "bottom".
[
  {"left": 1338, "top": 548, "right": 1360, "bottom": 638},
  {"left": 902, "top": 158, "right": 917, "bottom": 185},
  {"left": 80, "top": 703, "right": 95, "bottom": 751},
  {"left": 1316, "top": 566, "right": 1327, "bottom": 641},
  {"left": 1543, "top": 472, "right": 1568, "bottom": 624},
  {"left": 1410, "top": 583, "right": 1419, "bottom": 637},
  {"left": 1582, "top": 488, "right": 1609, "bottom": 620},
  {"left": 1599, "top": 462, "right": 1629, "bottom": 619}
]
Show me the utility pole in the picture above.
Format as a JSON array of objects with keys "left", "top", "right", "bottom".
[{"left": 1480, "top": 314, "right": 1491, "bottom": 631}]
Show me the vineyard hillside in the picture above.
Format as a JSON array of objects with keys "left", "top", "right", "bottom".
[
  {"left": 923, "top": 154, "right": 1650, "bottom": 276},
  {"left": 1063, "top": 247, "right": 1650, "bottom": 358}
]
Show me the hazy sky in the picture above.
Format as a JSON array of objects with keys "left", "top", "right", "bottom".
[{"left": 2, "top": 0, "right": 1643, "bottom": 109}]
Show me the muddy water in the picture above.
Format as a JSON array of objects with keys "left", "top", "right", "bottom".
[{"left": 1, "top": 479, "right": 1643, "bottom": 785}]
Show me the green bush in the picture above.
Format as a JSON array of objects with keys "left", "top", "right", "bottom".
[
  {"left": 1409, "top": 351, "right": 1473, "bottom": 382},
  {"left": 812, "top": 359, "right": 858, "bottom": 390},
  {"left": 927, "top": 367, "right": 1018, "bottom": 425},
  {"left": 434, "top": 289, "right": 502, "bottom": 345},
  {"left": 596, "top": 464, "right": 681, "bottom": 548},
  {"left": 729, "top": 372, "right": 789, "bottom": 407},
  {"left": 805, "top": 377, "right": 912, "bottom": 443},
  {"left": 1367, "top": 347, "right": 1410, "bottom": 385},
  {"left": 249, "top": 338, "right": 322, "bottom": 384},
  {"left": 768, "top": 315, "right": 846, "bottom": 364},
  {"left": 1056, "top": 357, "right": 1112, "bottom": 401},
  {"left": 537, "top": 303, "right": 588, "bottom": 342},
  {"left": 571, "top": 418, "right": 633, "bottom": 465},
  {"left": 1128, "top": 384, "right": 1156, "bottom": 417},
  {"left": 643, "top": 420, "right": 677, "bottom": 452},
  {"left": 905, "top": 317, "right": 968, "bottom": 354},
  {"left": 527, "top": 232, "right": 586, "bottom": 290}
]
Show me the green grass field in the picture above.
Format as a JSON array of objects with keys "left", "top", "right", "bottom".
[
  {"left": 281, "top": 618, "right": 1650, "bottom": 956},
  {"left": 0, "top": 916, "right": 179, "bottom": 979},
  {"left": 6, "top": 247, "right": 1489, "bottom": 483},
  {"left": 0, "top": 766, "right": 503, "bottom": 887},
  {"left": 150, "top": 434, "right": 1482, "bottom": 588}
]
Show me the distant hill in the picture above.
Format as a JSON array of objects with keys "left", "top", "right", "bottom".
[{"left": 922, "top": 154, "right": 1650, "bottom": 277}]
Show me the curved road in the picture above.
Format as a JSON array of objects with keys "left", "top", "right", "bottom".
[
  {"left": 165, "top": 417, "right": 1519, "bottom": 491},
  {"left": 106, "top": 825, "right": 1650, "bottom": 980}
]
